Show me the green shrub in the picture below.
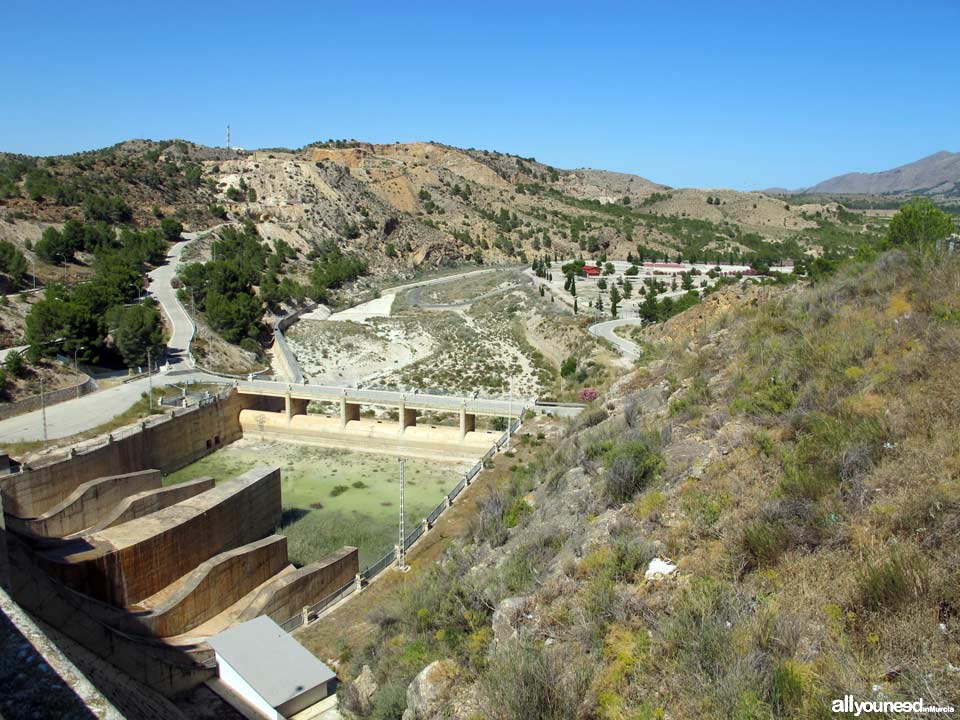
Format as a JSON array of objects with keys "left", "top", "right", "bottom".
[
  {"left": 739, "top": 518, "right": 790, "bottom": 570},
  {"left": 664, "top": 578, "right": 737, "bottom": 681},
  {"left": 730, "top": 375, "right": 796, "bottom": 417},
  {"left": 330, "top": 485, "right": 349, "bottom": 497},
  {"left": 3, "top": 351, "right": 26, "bottom": 379},
  {"left": 369, "top": 682, "right": 407, "bottom": 720},
  {"left": 852, "top": 546, "right": 929, "bottom": 612},
  {"left": 771, "top": 659, "right": 807, "bottom": 716},
  {"left": 503, "top": 496, "right": 532, "bottom": 528},
  {"left": 477, "top": 640, "right": 592, "bottom": 720},
  {"left": 602, "top": 435, "right": 663, "bottom": 505}
]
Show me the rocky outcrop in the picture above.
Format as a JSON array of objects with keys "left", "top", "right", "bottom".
[
  {"left": 353, "top": 665, "right": 378, "bottom": 715},
  {"left": 491, "top": 596, "right": 532, "bottom": 646},
  {"left": 401, "top": 660, "right": 459, "bottom": 720}
]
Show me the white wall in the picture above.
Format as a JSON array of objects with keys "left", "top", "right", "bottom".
[{"left": 216, "top": 654, "right": 281, "bottom": 720}]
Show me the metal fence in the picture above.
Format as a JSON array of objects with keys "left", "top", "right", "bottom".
[
  {"left": 276, "top": 405, "right": 528, "bottom": 635},
  {"left": 363, "top": 548, "right": 396, "bottom": 579},
  {"left": 448, "top": 477, "right": 466, "bottom": 503},
  {"left": 426, "top": 501, "right": 446, "bottom": 526},
  {"left": 279, "top": 577, "right": 357, "bottom": 633},
  {"left": 404, "top": 523, "right": 425, "bottom": 550}
]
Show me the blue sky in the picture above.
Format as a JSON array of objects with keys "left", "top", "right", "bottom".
[{"left": 3, "top": 1, "right": 958, "bottom": 189}]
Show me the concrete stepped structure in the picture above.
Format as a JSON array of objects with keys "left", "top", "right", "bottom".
[
  {"left": 233, "top": 546, "right": 358, "bottom": 626},
  {"left": 42, "top": 466, "right": 283, "bottom": 606},
  {"left": 83, "top": 476, "right": 215, "bottom": 534},
  {"left": 7, "top": 470, "right": 161, "bottom": 538},
  {"left": 0, "top": 391, "right": 273, "bottom": 518},
  {"left": 0, "top": 390, "right": 360, "bottom": 699}
]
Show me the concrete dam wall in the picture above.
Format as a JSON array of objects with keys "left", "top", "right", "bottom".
[{"left": 0, "top": 390, "right": 276, "bottom": 519}]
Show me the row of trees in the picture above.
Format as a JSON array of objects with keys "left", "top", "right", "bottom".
[{"left": 34, "top": 218, "right": 177, "bottom": 266}]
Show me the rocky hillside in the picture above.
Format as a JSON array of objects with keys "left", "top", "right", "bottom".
[
  {"left": 317, "top": 248, "right": 960, "bottom": 719},
  {"left": 0, "top": 137, "right": 885, "bottom": 371},
  {"left": 804, "top": 150, "right": 960, "bottom": 200},
  {"left": 1, "top": 138, "right": 880, "bottom": 280}
]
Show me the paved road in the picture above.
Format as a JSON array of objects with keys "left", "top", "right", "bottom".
[
  {"left": 0, "top": 346, "right": 27, "bottom": 362},
  {"left": 147, "top": 230, "right": 213, "bottom": 368},
  {"left": 588, "top": 318, "right": 644, "bottom": 358},
  {"left": 0, "top": 369, "right": 225, "bottom": 443},
  {"left": 0, "top": 229, "right": 219, "bottom": 443}
]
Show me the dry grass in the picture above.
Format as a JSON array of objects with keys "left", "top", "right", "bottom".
[{"left": 321, "top": 250, "right": 960, "bottom": 719}]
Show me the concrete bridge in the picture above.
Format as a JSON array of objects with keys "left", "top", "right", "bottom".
[{"left": 236, "top": 379, "right": 527, "bottom": 440}]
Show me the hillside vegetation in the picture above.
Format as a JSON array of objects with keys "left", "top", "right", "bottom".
[
  {"left": 0, "top": 138, "right": 890, "bottom": 370},
  {"left": 319, "top": 235, "right": 960, "bottom": 719}
]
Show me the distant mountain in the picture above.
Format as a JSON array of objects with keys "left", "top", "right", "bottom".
[{"left": 804, "top": 150, "right": 960, "bottom": 197}]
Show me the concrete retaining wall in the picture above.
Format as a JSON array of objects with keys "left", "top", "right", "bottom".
[
  {"left": 1, "top": 390, "right": 272, "bottom": 518},
  {"left": 7, "top": 536, "right": 214, "bottom": 696},
  {"left": 236, "top": 546, "right": 358, "bottom": 625},
  {"left": 0, "top": 376, "right": 98, "bottom": 421},
  {"left": 127, "top": 535, "right": 290, "bottom": 638},
  {"left": 86, "top": 477, "right": 215, "bottom": 534},
  {"left": 9, "top": 470, "right": 161, "bottom": 539},
  {"left": 43, "top": 466, "right": 282, "bottom": 607}
]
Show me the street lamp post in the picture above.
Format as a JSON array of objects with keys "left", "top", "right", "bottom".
[
  {"left": 397, "top": 458, "right": 407, "bottom": 572},
  {"left": 147, "top": 347, "right": 153, "bottom": 410},
  {"left": 506, "top": 381, "right": 513, "bottom": 450},
  {"left": 40, "top": 375, "right": 48, "bottom": 450},
  {"left": 73, "top": 345, "right": 86, "bottom": 399}
]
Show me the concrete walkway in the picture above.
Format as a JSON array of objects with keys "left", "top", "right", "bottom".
[{"left": 588, "top": 318, "right": 644, "bottom": 358}]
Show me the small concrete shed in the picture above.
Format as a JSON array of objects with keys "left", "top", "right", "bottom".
[{"left": 208, "top": 615, "right": 337, "bottom": 719}]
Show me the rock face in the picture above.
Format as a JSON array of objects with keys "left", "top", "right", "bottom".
[
  {"left": 402, "top": 660, "right": 458, "bottom": 720},
  {"left": 491, "top": 596, "right": 532, "bottom": 646},
  {"left": 354, "top": 665, "right": 378, "bottom": 715}
]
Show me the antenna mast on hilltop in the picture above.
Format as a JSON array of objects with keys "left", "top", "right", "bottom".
[{"left": 226, "top": 124, "right": 231, "bottom": 150}]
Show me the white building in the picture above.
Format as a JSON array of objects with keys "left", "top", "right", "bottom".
[{"left": 208, "top": 616, "right": 337, "bottom": 719}]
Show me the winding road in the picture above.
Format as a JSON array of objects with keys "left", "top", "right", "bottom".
[
  {"left": 147, "top": 235, "right": 203, "bottom": 368},
  {"left": 588, "top": 318, "right": 644, "bottom": 358},
  {"left": 0, "top": 255, "right": 556, "bottom": 443},
  {"left": 0, "top": 230, "right": 217, "bottom": 443}
]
